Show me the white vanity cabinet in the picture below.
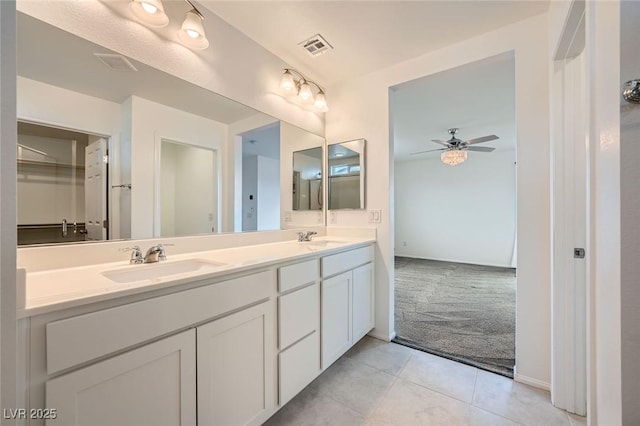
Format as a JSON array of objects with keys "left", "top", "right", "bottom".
[
  {"left": 277, "top": 259, "right": 321, "bottom": 406},
  {"left": 46, "top": 330, "right": 196, "bottom": 426},
  {"left": 321, "top": 246, "right": 375, "bottom": 369},
  {"left": 26, "top": 269, "right": 278, "bottom": 426},
  {"left": 197, "top": 300, "right": 275, "bottom": 426}
]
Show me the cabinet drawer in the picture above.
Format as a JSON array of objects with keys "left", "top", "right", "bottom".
[
  {"left": 321, "top": 245, "right": 374, "bottom": 278},
  {"left": 279, "top": 331, "right": 320, "bottom": 406},
  {"left": 279, "top": 283, "right": 319, "bottom": 350},
  {"left": 278, "top": 259, "right": 318, "bottom": 292},
  {"left": 46, "top": 270, "right": 274, "bottom": 374}
]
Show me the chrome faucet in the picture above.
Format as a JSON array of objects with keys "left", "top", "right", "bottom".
[
  {"left": 144, "top": 244, "right": 167, "bottom": 263},
  {"left": 297, "top": 231, "right": 318, "bottom": 242},
  {"left": 127, "top": 246, "right": 143, "bottom": 264}
]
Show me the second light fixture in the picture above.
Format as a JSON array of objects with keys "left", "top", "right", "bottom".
[
  {"left": 280, "top": 68, "right": 328, "bottom": 112},
  {"left": 130, "top": 0, "right": 209, "bottom": 50}
]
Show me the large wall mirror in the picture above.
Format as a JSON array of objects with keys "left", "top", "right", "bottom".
[
  {"left": 16, "top": 10, "right": 325, "bottom": 246},
  {"left": 328, "top": 139, "right": 366, "bottom": 210}
]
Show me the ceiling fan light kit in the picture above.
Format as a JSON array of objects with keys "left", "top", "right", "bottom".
[
  {"left": 441, "top": 149, "right": 467, "bottom": 166},
  {"left": 410, "top": 128, "right": 500, "bottom": 166}
]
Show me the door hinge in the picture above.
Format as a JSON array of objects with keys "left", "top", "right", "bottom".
[
  {"left": 103, "top": 219, "right": 109, "bottom": 229},
  {"left": 103, "top": 155, "right": 109, "bottom": 164},
  {"left": 574, "top": 248, "right": 585, "bottom": 259}
]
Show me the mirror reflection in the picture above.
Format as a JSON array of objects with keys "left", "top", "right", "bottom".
[
  {"left": 328, "top": 139, "right": 366, "bottom": 210},
  {"left": 292, "top": 147, "right": 323, "bottom": 211},
  {"left": 16, "top": 11, "right": 325, "bottom": 246}
]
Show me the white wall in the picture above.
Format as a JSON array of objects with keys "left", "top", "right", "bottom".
[
  {"left": 620, "top": 1, "right": 640, "bottom": 423},
  {"left": 257, "top": 156, "right": 280, "bottom": 231},
  {"left": 280, "top": 122, "right": 325, "bottom": 229},
  {"left": 242, "top": 155, "right": 258, "bottom": 231},
  {"left": 326, "top": 13, "right": 551, "bottom": 386},
  {"left": 126, "top": 96, "right": 225, "bottom": 239},
  {"left": 395, "top": 150, "right": 516, "bottom": 267}
]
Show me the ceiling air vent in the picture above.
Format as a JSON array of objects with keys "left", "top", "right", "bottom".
[
  {"left": 299, "top": 34, "right": 333, "bottom": 57},
  {"left": 94, "top": 53, "right": 138, "bottom": 72}
]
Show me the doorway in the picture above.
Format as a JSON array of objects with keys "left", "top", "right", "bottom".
[
  {"left": 240, "top": 123, "right": 280, "bottom": 232},
  {"left": 390, "top": 53, "right": 517, "bottom": 377},
  {"left": 17, "top": 121, "right": 109, "bottom": 245}
]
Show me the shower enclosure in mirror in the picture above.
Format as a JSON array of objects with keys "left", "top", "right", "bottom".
[
  {"left": 328, "top": 139, "right": 366, "bottom": 210},
  {"left": 292, "top": 147, "right": 323, "bottom": 211}
]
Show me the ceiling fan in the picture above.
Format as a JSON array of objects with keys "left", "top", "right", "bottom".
[{"left": 411, "top": 128, "right": 499, "bottom": 165}]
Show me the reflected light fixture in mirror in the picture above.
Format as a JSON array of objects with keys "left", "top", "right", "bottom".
[
  {"left": 440, "top": 150, "right": 467, "bottom": 166},
  {"left": 130, "top": 0, "right": 209, "bottom": 50},
  {"left": 280, "top": 68, "right": 329, "bottom": 112}
]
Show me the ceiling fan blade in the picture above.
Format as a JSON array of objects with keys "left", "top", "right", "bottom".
[
  {"left": 431, "top": 139, "right": 451, "bottom": 147},
  {"left": 465, "top": 146, "right": 495, "bottom": 152},
  {"left": 410, "top": 148, "right": 447, "bottom": 155},
  {"left": 463, "top": 135, "right": 499, "bottom": 145}
]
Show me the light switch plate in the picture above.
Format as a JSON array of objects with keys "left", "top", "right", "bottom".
[{"left": 368, "top": 209, "right": 382, "bottom": 223}]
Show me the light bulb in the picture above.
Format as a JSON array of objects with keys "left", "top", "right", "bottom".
[
  {"left": 280, "top": 70, "right": 295, "bottom": 92},
  {"left": 130, "top": 0, "right": 169, "bottom": 28},
  {"left": 314, "top": 91, "right": 328, "bottom": 111},
  {"left": 141, "top": 2, "right": 158, "bottom": 14},
  {"left": 298, "top": 82, "right": 313, "bottom": 102},
  {"left": 177, "top": 10, "right": 209, "bottom": 50}
]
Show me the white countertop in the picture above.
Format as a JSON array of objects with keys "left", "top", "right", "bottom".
[{"left": 18, "top": 236, "right": 375, "bottom": 318}]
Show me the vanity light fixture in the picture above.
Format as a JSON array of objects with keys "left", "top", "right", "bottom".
[
  {"left": 130, "top": 0, "right": 209, "bottom": 50},
  {"left": 280, "top": 68, "right": 329, "bottom": 112}
]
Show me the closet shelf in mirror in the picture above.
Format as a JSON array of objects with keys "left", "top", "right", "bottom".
[{"left": 17, "top": 159, "right": 85, "bottom": 170}]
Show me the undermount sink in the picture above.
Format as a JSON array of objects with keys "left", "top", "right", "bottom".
[
  {"left": 102, "top": 259, "right": 226, "bottom": 284},
  {"left": 300, "top": 240, "right": 345, "bottom": 250}
]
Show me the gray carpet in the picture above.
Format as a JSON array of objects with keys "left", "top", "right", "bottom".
[{"left": 394, "top": 257, "right": 516, "bottom": 377}]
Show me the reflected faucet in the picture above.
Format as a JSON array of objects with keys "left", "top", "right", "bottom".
[
  {"left": 297, "top": 231, "right": 317, "bottom": 242},
  {"left": 61, "top": 219, "right": 68, "bottom": 237}
]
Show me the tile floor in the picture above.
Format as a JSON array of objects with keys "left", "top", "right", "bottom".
[{"left": 265, "top": 337, "right": 587, "bottom": 426}]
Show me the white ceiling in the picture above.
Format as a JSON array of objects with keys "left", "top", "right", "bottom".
[
  {"left": 391, "top": 51, "right": 516, "bottom": 162},
  {"left": 242, "top": 122, "right": 281, "bottom": 159},
  {"left": 17, "top": 11, "right": 261, "bottom": 124},
  {"left": 201, "top": 0, "right": 549, "bottom": 86}
]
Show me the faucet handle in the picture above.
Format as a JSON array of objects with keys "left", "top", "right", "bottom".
[{"left": 120, "top": 246, "right": 143, "bottom": 264}]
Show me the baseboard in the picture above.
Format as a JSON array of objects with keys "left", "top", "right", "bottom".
[
  {"left": 367, "top": 330, "right": 395, "bottom": 342},
  {"left": 514, "top": 373, "right": 550, "bottom": 391},
  {"left": 393, "top": 253, "right": 514, "bottom": 269}
]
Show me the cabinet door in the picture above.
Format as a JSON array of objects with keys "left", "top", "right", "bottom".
[
  {"left": 197, "top": 300, "right": 275, "bottom": 426},
  {"left": 352, "top": 262, "right": 374, "bottom": 341},
  {"left": 46, "top": 329, "right": 196, "bottom": 426},
  {"left": 321, "top": 271, "right": 352, "bottom": 369}
]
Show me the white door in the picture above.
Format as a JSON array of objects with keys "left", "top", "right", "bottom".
[
  {"left": 85, "top": 138, "right": 107, "bottom": 240},
  {"left": 352, "top": 263, "right": 374, "bottom": 342},
  {"left": 197, "top": 300, "right": 275, "bottom": 426},
  {"left": 321, "top": 271, "right": 352, "bottom": 369},
  {"left": 46, "top": 330, "right": 196, "bottom": 426}
]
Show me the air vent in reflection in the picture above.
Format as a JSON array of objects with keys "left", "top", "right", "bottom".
[{"left": 94, "top": 53, "right": 138, "bottom": 72}]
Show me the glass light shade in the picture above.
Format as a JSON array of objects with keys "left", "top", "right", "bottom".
[
  {"left": 280, "top": 71, "right": 295, "bottom": 92},
  {"left": 130, "top": 0, "right": 169, "bottom": 28},
  {"left": 314, "top": 91, "right": 329, "bottom": 112},
  {"left": 440, "top": 150, "right": 467, "bottom": 166},
  {"left": 298, "top": 81, "right": 313, "bottom": 102},
  {"left": 177, "top": 11, "right": 209, "bottom": 50}
]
